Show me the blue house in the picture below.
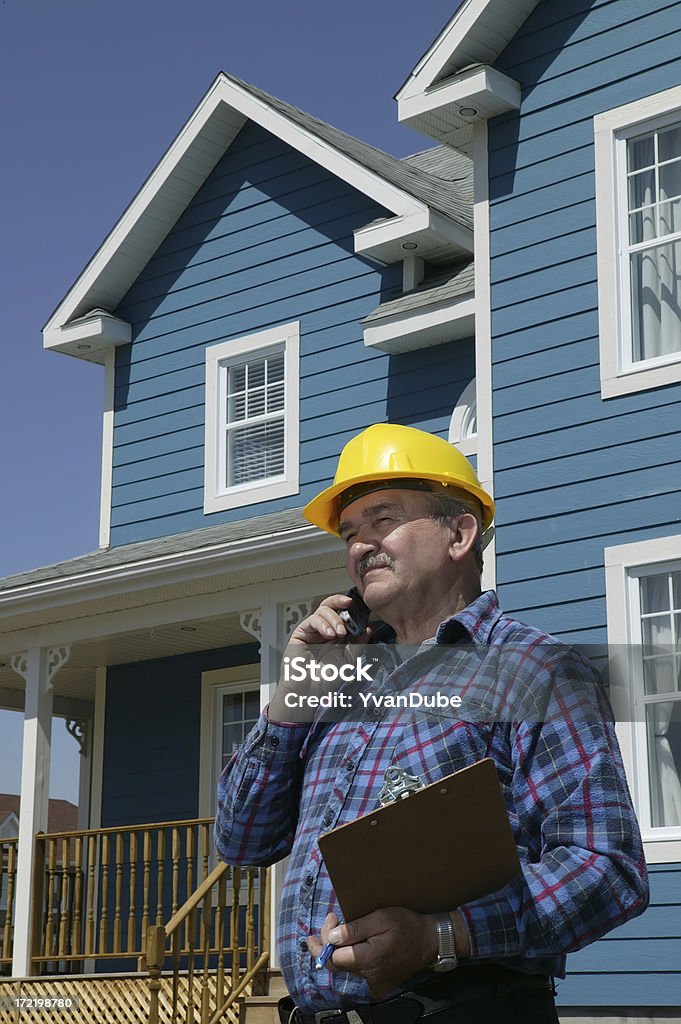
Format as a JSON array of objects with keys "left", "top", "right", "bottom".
[{"left": 0, "top": 1, "right": 679, "bottom": 1020}]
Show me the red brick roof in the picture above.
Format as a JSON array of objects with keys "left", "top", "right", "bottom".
[{"left": 0, "top": 794, "right": 78, "bottom": 833}]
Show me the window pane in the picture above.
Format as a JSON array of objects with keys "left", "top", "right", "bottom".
[
  {"left": 227, "top": 392, "right": 246, "bottom": 423},
  {"left": 222, "top": 693, "right": 243, "bottom": 723},
  {"left": 628, "top": 169, "right": 656, "bottom": 211},
  {"left": 222, "top": 724, "right": 242, "bottom": 764},
  {"left": 227, "top": 419, "right": 285, "bottom": 486},
  {"left": 629, "top": 207, "right": 657, "bottom": 245},
  {"left": 267, "top": 353, "right": 285, "bottom": 383},
  {"left": 659, "top": 197, "right": 681, "bottom": 238},
  {"left": 643, "top": 655, "right": 677, "bottom": 695},
  {"left": 630, "top": 240, "right": 681, "bottom": 363},
  {"left": 628, "top": 133, "right": 655, "bottom": 172},
  {"left": 229, "top": 364, "right": 246, "bottom": 393},
  {"left": 646, "top": 700, "right": 681, "bottom": 828},
  {"left": 659, "top": 124, "right": 681, "bottom": 163},
  {"left": 247, "top": 360, "right": 266, "bottom": 391},
  {"left": 247, "top": 387, "right": 266, "bottom": 418},
  {"left": 244, "top": 691, "right": 260, "bottom": 718},
  {"left": 642, "top": 614, "right": 673, "bottom": 650},
  {"left": 660, "top": 159, "right": 681, "bottom": 202},
  {"left": 267, "top": 381, "right": 285, "bottom": 413},
  {"left": 641, "top": 575, "right": 670, "bottom": 614}
]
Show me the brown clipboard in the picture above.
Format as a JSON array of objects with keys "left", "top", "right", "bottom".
[{"left": 317, "top": 758, "right": 520, "bottom": 921}]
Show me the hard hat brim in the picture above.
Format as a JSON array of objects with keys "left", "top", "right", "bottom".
[{"left": 303, "top": 470, "right": 495, "bottom": 537}]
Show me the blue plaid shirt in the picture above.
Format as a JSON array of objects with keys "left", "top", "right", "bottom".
[{"left": 215, "top": 591, "right": 648, "bottom": 1011}]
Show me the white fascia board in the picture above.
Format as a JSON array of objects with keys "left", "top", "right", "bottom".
[
  {"left": 0, "top": 524, "right": 338, "bottom": 621},
  {"left": 44, "top": 74, "right": 427, "bottom": 348},
  {"left": 397, "top": 0, "right": 539, "bottom": 103},
  {"left": 43, "top": 313, "right": 131, "bottom": 366},
  {"left": 354, "top": 209, "right": 473, "bottom": 263},
  {"left": 363, "top": 295, "right": 475, "bottom": 351},
  {"left": 398, "top": 66, "right": 521, "bottom": 138}
]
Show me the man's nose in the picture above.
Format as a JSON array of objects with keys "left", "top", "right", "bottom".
[{"left": 348, "top": 526, "right": 380, "bottom": 560}]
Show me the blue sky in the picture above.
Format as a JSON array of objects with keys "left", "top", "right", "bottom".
[{"left": 0, "top": 0, "right": 459, "bottom": 803}]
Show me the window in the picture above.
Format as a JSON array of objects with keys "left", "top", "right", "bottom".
[
  {"left": 448, "top": 378, "right": 477, "bottom": 456},
  {"left": 635, "top": 566, "right": 681, "bottom": 831},
  {"left": 204, "top": 322, "right": 300, "bottom": 513},
  {"left": 199, "top": 666, "right": 260, "bottom": 818},
  {"left": 595, "top": 87, "right": 681, "bottom": 398},
  {"left": 605, "top": 536, "right": 681, "bottom": 858}
]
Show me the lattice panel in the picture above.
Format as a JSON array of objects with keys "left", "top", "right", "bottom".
[{"left": 0, "top": 973, "right": 250, "bottom": 1024}]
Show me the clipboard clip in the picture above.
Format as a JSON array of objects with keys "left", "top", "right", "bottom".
[{"left": 378, "top": 765, "right": 424, "bottom": 806}]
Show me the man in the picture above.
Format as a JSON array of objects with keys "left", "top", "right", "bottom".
[{"left": 215, "top": 423, "right": 648, "bottom": 1024}]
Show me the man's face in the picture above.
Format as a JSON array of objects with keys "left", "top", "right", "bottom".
[{"left": 338, "top": 489, "right": 454, "bottom": 619}]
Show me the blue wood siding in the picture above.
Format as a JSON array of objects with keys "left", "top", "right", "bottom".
[
  {"left": 489, "top": 0, "right": 681, "bottom": 1006},
  {"left": 489, "top": 0, "right": 681, "bottom": 637},
  {"left": 111, "top": 121, "right": 474, "bottom": 545},
  {"left": 101, "top": 644, "right": 257, "bottom": 826}
]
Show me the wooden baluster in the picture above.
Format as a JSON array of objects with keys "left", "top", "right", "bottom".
[
  {"left": 246, "top": 868, "right": 255, "bottom": 972},
  {"left": 72, "top": 835, "right": 83, "bottom": 958},
  {"left": 141, "top": 830, "right": 151, "bottom": 956},
  {"left": 3, "top": 842, "right": 17, "bottom": 958},
  {"left": 99, "top": 833, "right": 110, "bottom": 955},
  {"left": 58, "top": 837, "right": 70, "bottom": 958},
  {"left": 156, "top": 830, "right": 166, "bottom": 927},
  {"left": 230, "top": 866, "right": 241, "bottom": 989},
  {"left": 185, "top": 905, "right": 197, "bottom": 1024},
  {"left": 201, "top": 822, "right": 210, "bottom": 881},
  {"left": 215, "top": 871, "right": 226, "bottom": 1012},
  {"left": 172, "top": 827, "right": 180, "bottom": 917},
  {"left": 184, "top": 827, "right": 195, "bottom": 955},
  {"left": 200, "top": 888, "right": 212, "bottom": 1024},
  {"left": 171, "top": 928, "right": 181, "bottom": 1024},
  {"left": 128, "top": 831, "right": 137, "bottom": 953},
  {"left": 85, "top": 835, "right": 96, "bottom": 957},
  {"left": 260, "top": 867, "right": 270, "bottom": 960},
  {"left": 45, "top": 838, "right": 57, "bottom": 960},
  {"left": 113, "top": 832, "right": 123, "bottom": 953}
]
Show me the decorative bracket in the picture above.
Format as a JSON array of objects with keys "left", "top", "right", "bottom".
[
  {"left": 239, "top": 611, "right": 262, "bottom": 643},
  {"left": 284, "top": 602, "right": 314, "bottom": 635},
  {"left": 66, "top": 718, "right": 88, "bottom": 757},
  {"left": 9, "top": 646, "right": 71, "bottom": 692}
]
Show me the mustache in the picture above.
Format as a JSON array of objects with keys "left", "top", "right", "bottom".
[{"left": 357, "top": 553, "right": 395, "bottom": 579}]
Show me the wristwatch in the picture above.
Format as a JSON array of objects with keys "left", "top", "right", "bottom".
[{"left": 428, "top": 912, "right": 459, "bottom": 972}]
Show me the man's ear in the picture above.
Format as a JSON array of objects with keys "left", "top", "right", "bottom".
[{"left": 447, "top": 513, "right": 479, "bottom": 563}]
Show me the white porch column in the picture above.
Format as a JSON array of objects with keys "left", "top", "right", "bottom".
[
  {"left": 10, "top": 645, "right": 70, "bottom": 977},
  {"left": 240, "top": 602, "right": 313, "bottom": 970}
]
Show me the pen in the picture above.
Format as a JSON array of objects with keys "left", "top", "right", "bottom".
[{"left": 314, "top": 941, "right": 335, "bottom": 970}]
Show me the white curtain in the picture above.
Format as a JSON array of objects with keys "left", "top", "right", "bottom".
[
  {"left": 643, "top": 576, "right": 681, "bottom": 827},
  {"left": 630, "top": 125, "right": 681, "bottom": 361}
]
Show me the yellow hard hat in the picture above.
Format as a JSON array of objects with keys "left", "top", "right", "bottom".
[{"left": 303, "top": 423, "right": 494, "bottom": 536}]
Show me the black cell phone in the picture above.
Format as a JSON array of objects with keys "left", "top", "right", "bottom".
[{"left": 339, "top": 587, "right": 371, "bottom": 637}]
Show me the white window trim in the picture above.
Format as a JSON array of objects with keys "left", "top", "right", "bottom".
[
  {"left": 595, "top": 86, "right": 681, "bottom": 399},
  {"left": 198, "top": 664, "right": 261, "bottom": 819},
  {"left": 605, "top": 534, "right": 681, "bottom": 862},
  {"left": 204, "top": 322, "right": 300, "bottom": 514},
  {"left": 448, "top": 378, "right": 477, "bottom": 457}
]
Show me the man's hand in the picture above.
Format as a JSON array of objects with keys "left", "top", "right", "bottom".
[
  {"left": 306, "top": 909, "right": 438, "bottom": 999},
  {"left": 268, "top": 596, "right": 372, "bottom": 724}
]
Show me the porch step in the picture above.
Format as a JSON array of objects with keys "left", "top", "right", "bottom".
[{"left": 239, "top": 995, "right": 281, "bottom": 1023}]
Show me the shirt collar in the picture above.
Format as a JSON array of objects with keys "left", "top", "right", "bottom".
[
  {"left": 371, "top": 590, "right": 502, "bottom": 647},
  {"left": 435, "top": 590, "right": 503, "bottom": 646}
]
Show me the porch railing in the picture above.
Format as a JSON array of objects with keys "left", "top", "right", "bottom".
[
  {"left": 146, "top": 860, "right": 269, "bottom": 1024},
  {"left": 30, "top": 818, "right": 218, "bottom": 970},
  {"left": 0, "top": 837, "right": 18, "bottom": 969}
]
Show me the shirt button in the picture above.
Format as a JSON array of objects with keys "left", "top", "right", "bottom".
[
  {"left": 322, "top": 811, "right": 334, "bottom": 827},
  {"left": 299, "top": 939, "right": 308, "bottom": 951},
  {"left": 345, "top": 761, "right": 355, "bottom": 771},
  {"left": 269, "top": 735, "right": 279, "bottom": 747},
  {"left": 304, "top": 873, "right": 314, "bottom": 887}
]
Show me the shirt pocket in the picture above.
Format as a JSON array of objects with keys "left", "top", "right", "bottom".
[{"left": 387, "top": 713, "right": 498, "bottom": 785}]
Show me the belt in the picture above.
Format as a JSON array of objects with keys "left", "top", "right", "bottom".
[{"left": 278, "top": 967, "right": 554, "bottom": 1024}]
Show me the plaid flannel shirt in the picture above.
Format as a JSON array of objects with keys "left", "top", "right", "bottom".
[{"left": 215, "top": 591, "right": 648, "bottom": 1012}]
